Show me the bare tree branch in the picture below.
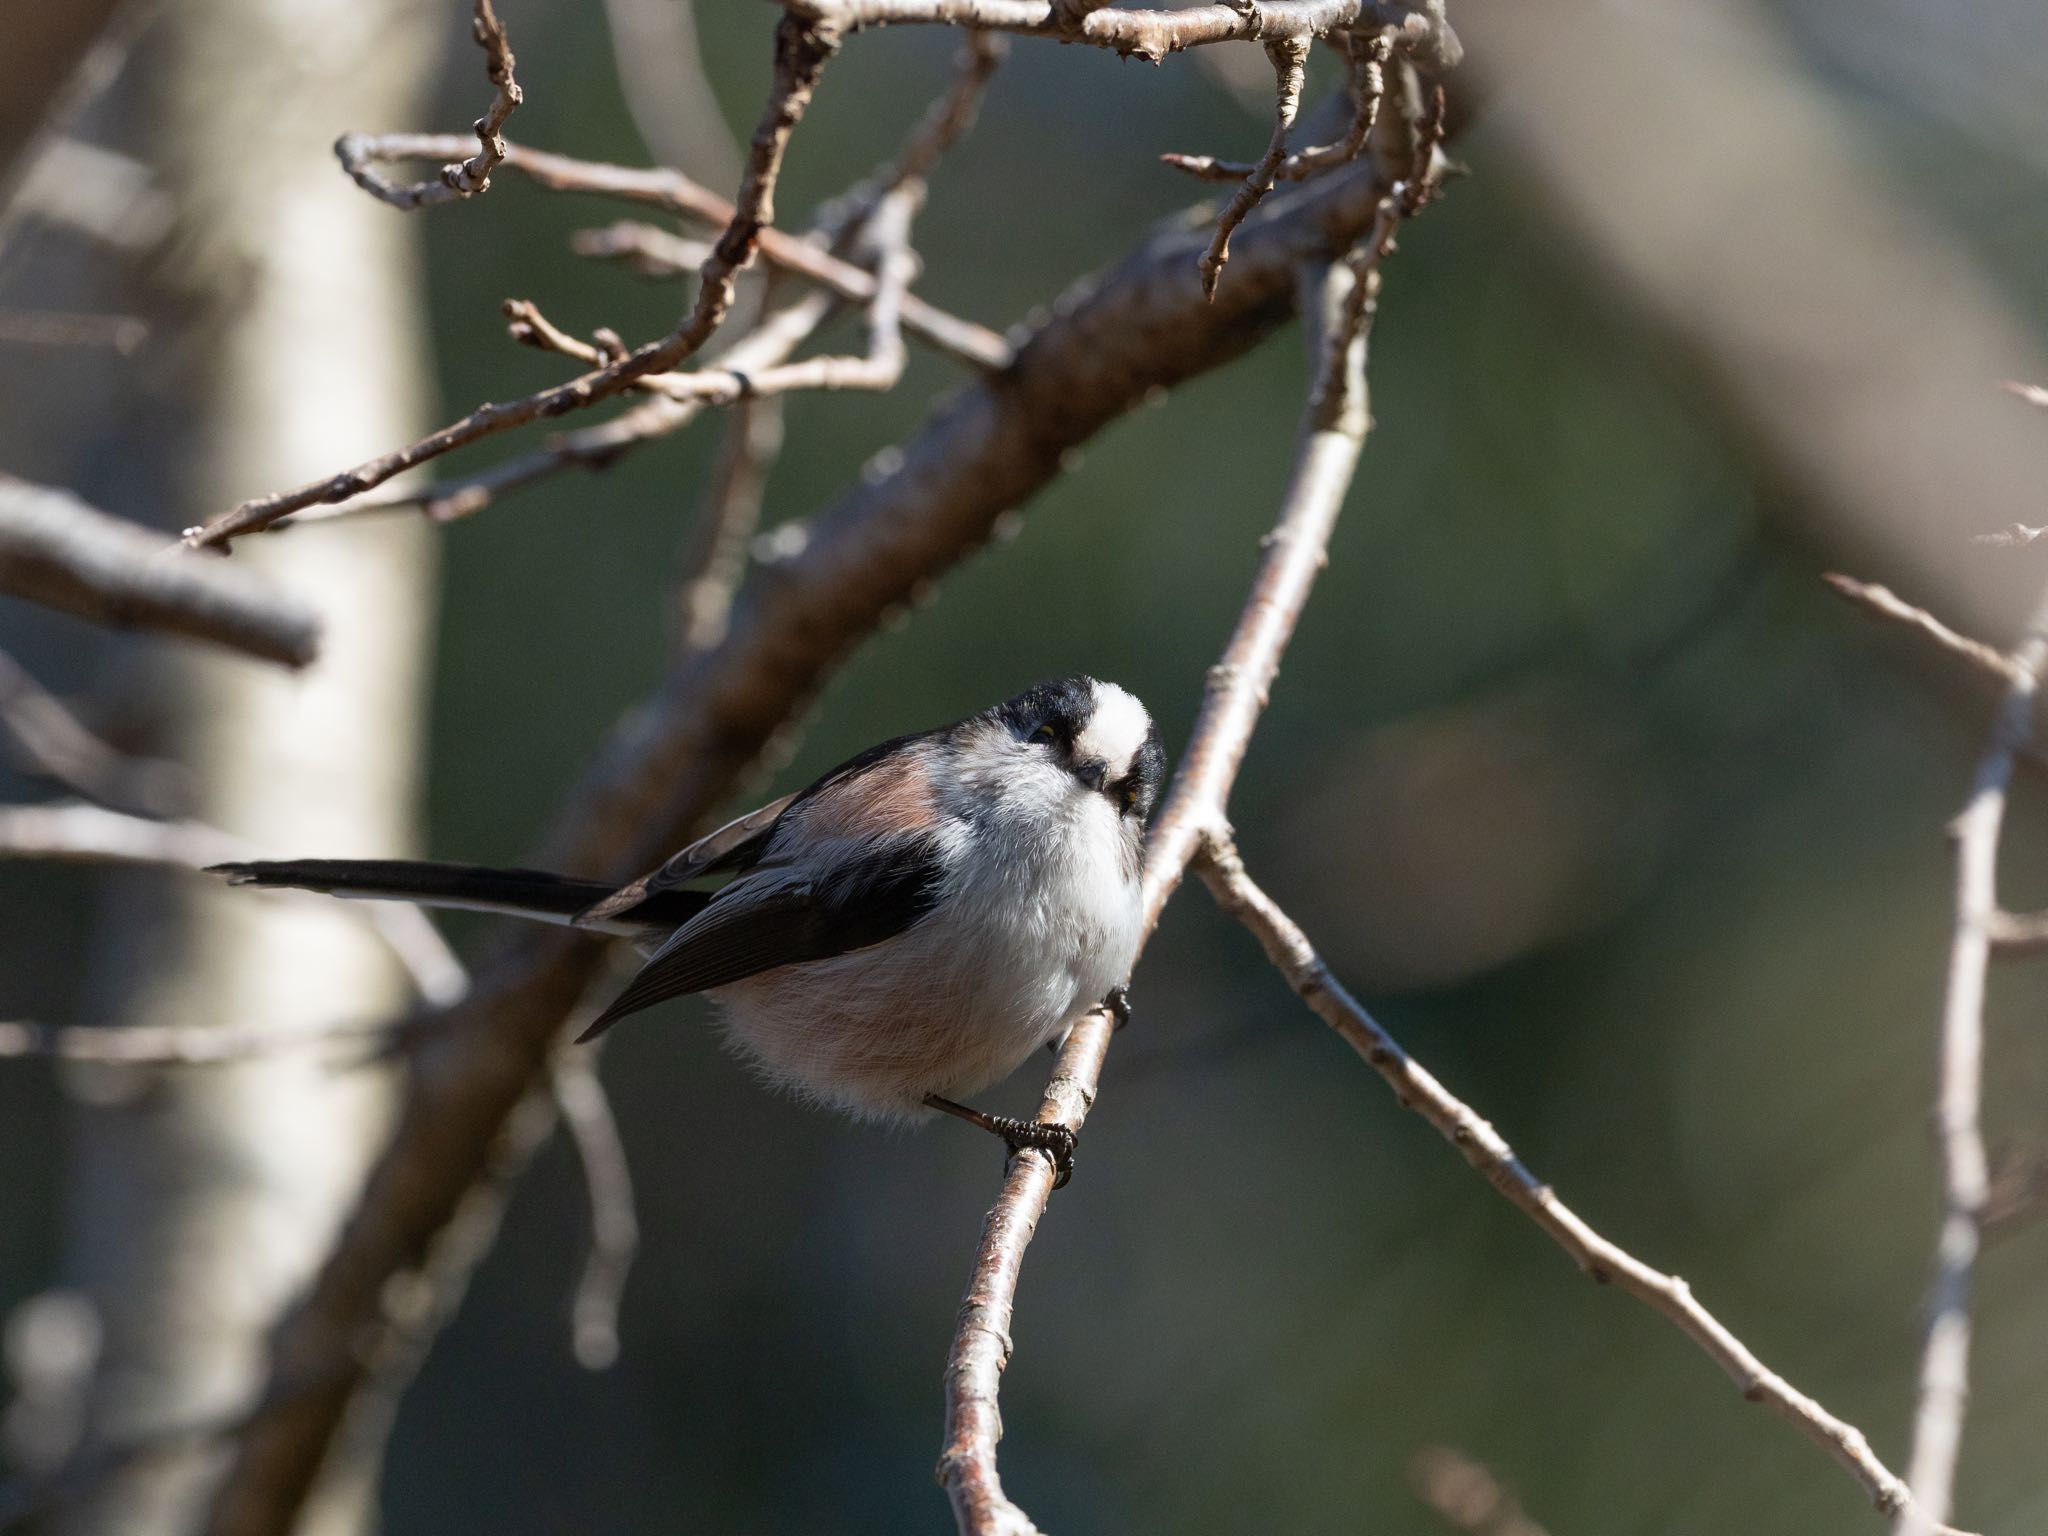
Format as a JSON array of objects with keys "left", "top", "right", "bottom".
[
  {"left": 1824, "top": 574, "right": 2025, "bottom": 686},
  {"left": 356, "top": 136, "right": 1009, "bottom": 369},
  {"left": 1896, "top": 577, "right": 2048, "bottom": 1536},
  {"left": 0, "top": 1016, "right": 411, "bottom": 1067},
  {"left": 939, "top": 188, "right": 1420, "bottom": 1531},
  {"left": 334, "top": 0, "right": 522, "bottom": 209},
  {"left": 1196, "top": 38, "right": 1310, "bottom": 297},
  {"left": 0, "top": 801, "right": 467, "bottom": 1009},
  {"left": 0, "top": 649, "right": 189, "bottom": 818},
  {"left": 0, "top": 477, "right": 319, "bottom": 666},
  {"left": 184, "top": 13, "right": 845, "bottom": 551},
  {"left": 1822, "top": 572, "right": 2048, "bottom": 777},
  {"left": 1164, "top": 30, "right": 1389, "bottom": 184},
  {"left": 777, "top": 0, "right": 1435, "bottom": 63},
  {"left": 1193, "top": 836, "right": 1976, "bottom": 1536},
  {"left": 201, "top": 150, "right": 1415, "bottom": 1536},
  {"left": 281, "top": 191, "right": 928, "bottom": 535},
  {"left": 553, "top": 1052, "right": 640, "bottom": 1372},
  {"left": 502, "top": 175, "right": 915, "bottom": 403},
  {"left": 598, "top": 0, "right": 744, "bottom": 189},
  {"left": 675, "top": 391, "right": 784, "bottom": 654}
]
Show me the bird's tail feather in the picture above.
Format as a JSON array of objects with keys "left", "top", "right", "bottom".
[{"left": 208, "top": 859, "right": 708, "bottom": 936}]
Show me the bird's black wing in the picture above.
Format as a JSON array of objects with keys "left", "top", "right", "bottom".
[
  {"left": 577, "top": 792, "right": 798, "bottom": 924},
  {"left": 576, "top": 832, "right": 947, "bottom": 1040},
  {"left": 577, "top": 726, "right": 939, "bottom": 925}
]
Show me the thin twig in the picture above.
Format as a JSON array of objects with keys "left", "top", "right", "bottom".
[
  {"left": 822, "top": 29, "right": 1007, "bottom": 213},
  {"left": 0, "top": 1015, "right": 413, "bottom": 1066},
  {"left": 0, "top": 649, "right": 189, "bottom": 818},
  {"left": 779, "top": 0, "right": 1421, "bottom": 64},
  {"left": 186, "top": 14, "right": 843, "bottom": 551},
  {"left": 676, "top": 394, "right": 784, "bottom": 655},
  {"left": 285, "top": 180, "right": 936, "bottom": 536},
  {"left": 0, "top": 801, "right": 467, "bottom": 1009},
  {"left": 598, "top": 0, "right": 743, "bottom": 190},
  {"left": 941, "top": 235, "right": 1403, "bottom": 1535},
  {"left": 520, "top": 194, "right": 918, "bottom": 402},
  {"left": 1194, "top": 835, "right": 1975, "bottom": 1536},
  {"left": 1823, "top": 573, "right": 2048, "bottom": 776},
  {"left": 570, "top": 221, "right": 713, "bottom": 276},
  {"left": 0, "top": 477, "right": 319, "bottom": 666},
  {"left": 335, "top": 136, "right": 1007, "bottom": 371},
  {"left": 1823, "top": 574, "right": 2025, "bottom": 684},
  {"left": 1898, "top": 580, "right": 2048, "bottom": 1536},
  {"left": 1197, "top": 38, "right": 1309, "bottom": 299},
  {"left": 334, "top": 0, "right": 522, "bottom": 209},
  {"left": 1164, "top": 30, "right": 1388, "bottom": 184},
  {"left": 287, "top": 297, "right": 841, "bottom": 531},
  {"left": 553, "top": 1051, "right": 640, "bottom": 1371}
]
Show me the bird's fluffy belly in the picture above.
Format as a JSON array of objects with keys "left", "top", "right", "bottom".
[{"left": 710, "top": 796, "right": 1140, "bottom": 1122}]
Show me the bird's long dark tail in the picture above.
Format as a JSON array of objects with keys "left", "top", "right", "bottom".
[{"left": 209, "top": 859, "right": 708, "bottom": 936}]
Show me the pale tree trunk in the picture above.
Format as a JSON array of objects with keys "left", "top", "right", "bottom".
[{"left": 50, "top": 4, "right": 442, "bottom": 1534}]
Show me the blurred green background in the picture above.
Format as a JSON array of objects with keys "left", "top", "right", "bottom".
[{"left": 5, "top": 2, "right": 2048, "bottom": 1532}]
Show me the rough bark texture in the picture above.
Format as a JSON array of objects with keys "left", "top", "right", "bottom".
[{"left": 49, "top": 5, "right": 443, "bottom": 1535}]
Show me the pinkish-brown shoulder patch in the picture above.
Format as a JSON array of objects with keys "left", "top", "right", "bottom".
[{"left": 796, "top": 751, "right": 941, "bottom": 840}]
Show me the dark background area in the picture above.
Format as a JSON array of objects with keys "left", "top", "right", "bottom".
[{"left": 5, "top": 3, "right": 2048, "bottom": 1532}]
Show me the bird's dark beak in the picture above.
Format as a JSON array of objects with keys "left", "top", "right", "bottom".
[{"left": 1074, "top": 757, "right": 1107, "bottom": 792}]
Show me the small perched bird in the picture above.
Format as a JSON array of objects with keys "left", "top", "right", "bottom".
[{"left": 213, "top": 677, "right": 1164, "bottom": 1181}]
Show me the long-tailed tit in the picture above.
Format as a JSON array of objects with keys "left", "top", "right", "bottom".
[{"left": 213, "top": 676, "right": 1164, "bottom": 1181}]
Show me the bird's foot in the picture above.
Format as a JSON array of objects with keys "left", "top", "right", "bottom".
[
  {"left": 924, "top": 1094, "right": 1079, "bottom": 1188},
  {"left": 1104, "top": 984, "right": 1132, "bottom": 1031}
]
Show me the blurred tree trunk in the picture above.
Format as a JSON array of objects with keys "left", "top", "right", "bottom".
[
  {"left": 0, "top": 0, "right": 129, "bottom": 204},
  {"left": 49, "top": 4, "right": 443, "bottom": 1534}
]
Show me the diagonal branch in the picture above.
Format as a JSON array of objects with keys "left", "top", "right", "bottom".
[
  {"left": 279, "top": 185, "right": 932, "bottom": 535},
  {"left": 940, "top": 187, "right": 1418, "bottom": 1533},
  {"left": 0, "top": 648, "right": 189, "bottom": 818},
  {"left": 335, "top": 136, "right": 1008, "bottom": 371},
  {"left": 777, "top": 0, "right": 1457, "bottom": 65},
  {"left": 553, "top": 1051, "right": 640, "bottom": 1372},
  {"left": 1193, "top": 836, "right": 1973, "bottom": 1536},
  {"left": 0, "top": 801, "right": 467, "bottom": 1009},
  {"left": 0, "top": 477, "right": 319, "bottom": 666},
  {"left": 1897, "top": 578, "right": 2048, "bottom": 1536},
  {"left": 201, "top": 152, "right": 1416, "bottom": 1536},
  {"left": 184, "top": 13, "right": 843, "bottom": 551}
]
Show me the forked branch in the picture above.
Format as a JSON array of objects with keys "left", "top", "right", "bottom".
[
  {"left": 940, "top": 192, "right": 1416, "bottom": 1533},
  {"left": 184, "top": 13, "right": 843, "bottom": 550},
  {"left": 1194, "top": 836, "right": 1973, "bottom": 1536},
  {"left": 335, "top": 0, "right": 522, "bottom": 209}
]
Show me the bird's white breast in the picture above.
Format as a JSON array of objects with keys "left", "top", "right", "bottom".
[{"left": 708, "top": 756, "right": 1143, "bottom": 1122}]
